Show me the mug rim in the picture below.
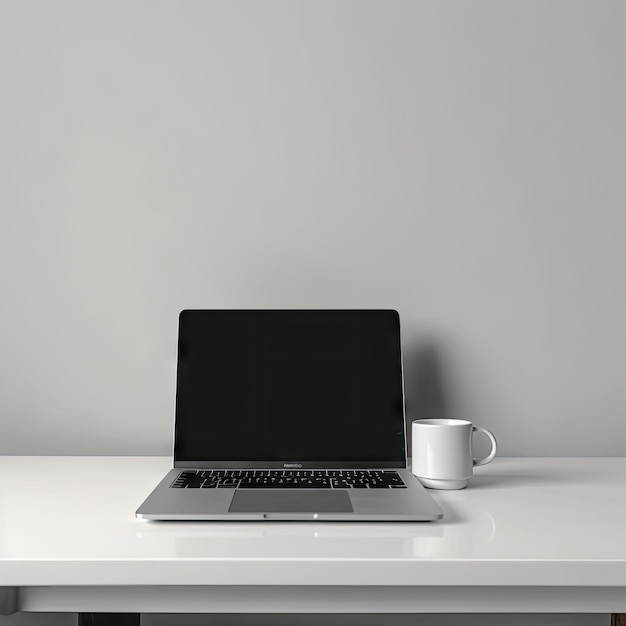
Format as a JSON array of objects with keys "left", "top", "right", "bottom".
[{"left": 413, "top": 418, "right": 472, "bottom": 427}]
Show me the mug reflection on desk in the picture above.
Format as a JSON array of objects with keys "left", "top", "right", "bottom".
[{"left": 412, "top": 500, "right": 496, "bottom": 558}]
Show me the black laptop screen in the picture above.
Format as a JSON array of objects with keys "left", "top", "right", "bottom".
[{"left": 173, "top": 310, "right": 406, "bottom": 468}]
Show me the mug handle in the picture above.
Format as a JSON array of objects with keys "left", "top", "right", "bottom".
[{"left": 472, "top": 426, "right": 497, "bottom": 466}]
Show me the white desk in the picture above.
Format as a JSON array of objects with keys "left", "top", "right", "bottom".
[{"left": 1, "top": 456, "right": 625, "bottom": 624}]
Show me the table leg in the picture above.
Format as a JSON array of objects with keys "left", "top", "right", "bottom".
[
  {"left": 612, "top": 615, "right": 626, "bottom": 626},
  {"left": 0, "top": 587, "right": 18, "bottom": 615},
  {"left": 78, "top": 614, "right": 140, "bottom": 626}
]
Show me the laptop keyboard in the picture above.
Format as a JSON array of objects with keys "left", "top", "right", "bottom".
[{"left": 172, "top": 469, "right": 407, "bottom": 489}]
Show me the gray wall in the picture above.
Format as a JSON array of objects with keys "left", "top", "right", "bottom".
[
  {"left": 1, "top": 0, "right": 625, "bottom": 457},
  {"left": 0, "top": 4, "right": 621, "bottom": 626}
]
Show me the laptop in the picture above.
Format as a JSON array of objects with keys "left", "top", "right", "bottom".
[{"left": 136, "top": 309, "right": 443, "bottom": 521}]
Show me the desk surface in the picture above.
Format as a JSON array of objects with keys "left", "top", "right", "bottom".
[{"left": 1, "top": 456, "right": 625, "bottom": 590}]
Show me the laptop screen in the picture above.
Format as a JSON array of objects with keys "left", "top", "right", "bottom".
[{"left": 173, "top": 310, "right": 406, "bottom": 468}]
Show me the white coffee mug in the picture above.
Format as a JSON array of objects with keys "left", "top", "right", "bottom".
[{"left": 411, "top": 419, "right": 497, "bottom": 489}]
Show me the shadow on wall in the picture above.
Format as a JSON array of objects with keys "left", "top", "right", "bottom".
[{"left": 403, "top": 340, "right": 449, "bottom": 458}]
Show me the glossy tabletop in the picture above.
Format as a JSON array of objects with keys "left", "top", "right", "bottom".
[{"left": 1, "top": 456, "right": 626, "bottom": 590}]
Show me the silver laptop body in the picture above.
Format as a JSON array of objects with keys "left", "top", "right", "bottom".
[{"left": 136, "top": 310, "right": 443, "bottom": 521}]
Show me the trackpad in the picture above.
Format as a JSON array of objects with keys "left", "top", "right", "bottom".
[{"left": 229, "top": 490, "right": 353, "bottom": 513}]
